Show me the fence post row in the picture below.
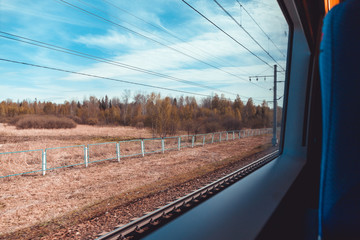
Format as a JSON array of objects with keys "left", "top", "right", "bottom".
[
  {"left": 0, "top": 128, "right": 271, "bottom": 179},
  {"left": 116, "top": 143, "right": 120, "bottom": 162}
]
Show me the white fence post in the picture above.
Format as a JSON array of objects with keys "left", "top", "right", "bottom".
[
  {"left": 84, "top": 145, "right": 88, "bottom": 167},
  {"left": 116, "top": 143, "right": 120, "bottom": 162},
  {"left": 161, "top": 138, "right": 165, "bottom": 153},
  {"left": 42, "top": 150, "right": 46, "bottom": 176},
  {"left": 226, "top": 132, "right": 228, "bottom": 141},
  {"left": 212, "top": 133, "right": 214, "bottom": 143},
  {"left": 202, "top": 135, "right": 205, "bottom": 146},
  {"left": 178, "top": 137, "right": 181, "bottom": 150},
  {"left": 232, "top": 131, "right": 235, "bottom": 140},
  {"left": 191, "top": 136, "right": 195, "bottom": 148},
  {"left": 141, "top": 140, "right": 145, "bottom": 157},
  {"left": 220, "top": 133, "right": 222, "bottom": 142}
]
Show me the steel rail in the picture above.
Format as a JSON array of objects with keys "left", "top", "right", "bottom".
[{"left": 96, "top": 150, "right": 279, "bottom": 240}]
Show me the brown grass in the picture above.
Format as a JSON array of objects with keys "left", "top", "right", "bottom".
[
  {"left": 0, "top": 123, "right": 153, "bottom": 152},
  {"left": 15, "top": 115, "right": 76, "bottom": 129},
  {"left": 0, "top": 124, "right": 273, "bottom": 239},
  {"left": 0, "top": 139, "right": 271, "bottom": 239},
  {"left": 0, "top": 134, "right": 272, "bottom": 238}
]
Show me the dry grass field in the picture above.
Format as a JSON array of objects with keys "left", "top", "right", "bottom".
[
  {"left": 0, "top": 123, "right": 153, "bottom": 151},
  {"left": 0, "top": 123, "right": 155, "bottom": 178},
  {"left": 0, "top": 124, "right": 273, "bottom": 238}
]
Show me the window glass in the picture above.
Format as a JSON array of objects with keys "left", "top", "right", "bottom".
[{"left": 0, "top": 0, "right": 288, "bottom": 238}]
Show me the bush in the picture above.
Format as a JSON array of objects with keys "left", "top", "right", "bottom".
[
  {"left": 67, "top": 115, "right": 82, "bottom": 124},
  {"left": 15, "top": 115, "right": 77, "bottom": 129},
  {"left": 222, "top": 118, "right": 242, "bottom": 131},
  {"left": 135, "top": 122, "right": 144, "bottom": 129},
  {"left": 86, "top": 118, "right": 98, "bottom": 125},
  {"left": 204, "top": 121, "right": 222, "bottom": 133},
  {"left": 7, "top": 116, "right": 22, "bottom": 125}
]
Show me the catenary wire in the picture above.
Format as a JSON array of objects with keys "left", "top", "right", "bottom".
[
  {"left": 55, "top": 0, "right": 265, "bottom": 89},
  {"left": 0, "top": 58, "right": 211, "bottom": 97},
  {"left": 213, "top": 0, "right": 285, "bottom": 71},
  {"left": 181, "top": 0, "right": 274, "bottom": 90},
  {"left": 0, "top": 31, "right": 240, "bottom": 96},
  {"left": 235, "top": 0, "right": 286, "bottom": 58},
  {"left": 95, "top": 0, "right": 252, "bottom": 75},
  {"left": 181, "top": 0, "right": 272, "bottom": 69},
  {"left": 0, "top": 58, "right": 271, "bottom": 102}
]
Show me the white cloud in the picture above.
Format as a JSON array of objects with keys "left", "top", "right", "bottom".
[{"left": 74, "top": 30, "right": 148, "bottom": 50}]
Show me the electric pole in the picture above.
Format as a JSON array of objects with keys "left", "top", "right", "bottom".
[
  {"left": 272, "top": 65, "right": 277, "bottom": 146},
  {"left": 248, "top": 64, "right": 283, "bottom": 146}
]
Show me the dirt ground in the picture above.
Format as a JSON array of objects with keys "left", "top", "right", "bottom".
[{"left": 0, "top": 124, "right": 273, "bottom": 239}]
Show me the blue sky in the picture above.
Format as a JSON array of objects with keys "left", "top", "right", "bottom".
[{"left": 0, "top": 0, "right": 288, "bottom": 105}]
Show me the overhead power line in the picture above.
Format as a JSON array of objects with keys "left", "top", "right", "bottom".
[
  {"left": 0, "top": 58, "right": 210, "bottom": 97},
  {"left": 0, "top": 58, "right": 271, "bottom": 102},
  {"left": 100, "top": 0, "right": 249, "bottom": 74},
  {"left": 235, "top": 0, "right": 286, "bottom": 58},
  {"left": 213, "top": 0, "right": 285, "bottom": 72},
  {"left": 55, "top": 0, "right": 259, "bottom": 88},
  {"left": 181, "top": 0, "right": 272, "bottom": 69},
  {"left": 0, "top": 31, "right": 238, "bottom": 96}
]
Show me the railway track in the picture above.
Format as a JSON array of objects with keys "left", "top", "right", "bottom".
[{"left": 96, "top": 151, "right": 278, "bottom": 240}]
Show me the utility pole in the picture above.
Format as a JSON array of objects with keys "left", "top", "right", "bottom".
[
  {"left": 272, "top": 65, "right": 278, "bottom": 146},
  {"left": 248, "top": 64, "right": 283, "bottom": 146}
]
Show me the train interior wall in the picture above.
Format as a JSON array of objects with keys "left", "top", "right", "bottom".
[{"left": 257, "top": 0, "right": 324, "bottom": 239}]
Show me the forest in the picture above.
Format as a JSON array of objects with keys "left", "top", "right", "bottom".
[{"left": 0, "top": 92, "right": 282, "bottom": 137}]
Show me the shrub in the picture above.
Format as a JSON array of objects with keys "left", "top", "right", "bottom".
[
  {"left": 7, "top": 116, "right": 23, "bottom": 126},
  {"left": 68, "top": 115, "right": 82, "bottom": 124},
  {"left": 135, "top": 122, "right": 144, "bottom": 129},
  {"left": 222, "top": 118, "right": 242, "bottom": 131},
  {"left": 15, "top": 115, "right": 76, "bottom": 129},
  {"left": 87, "top": 118, "right": 98, "bottom": 126},
  {"left": 204, "top": 121, "right": 222, "bottom": 133}
]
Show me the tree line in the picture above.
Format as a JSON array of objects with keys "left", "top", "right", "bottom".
[{"left": 0, "top": 92, "right": 282, "bottom": 137}]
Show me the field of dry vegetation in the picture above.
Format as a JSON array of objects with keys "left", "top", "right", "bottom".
[
  {"left": 0, "top": 123, "right": 152, "bottom": 152},
  {"left": 0, "top": 124, "right": 273, "bottom": 239}
]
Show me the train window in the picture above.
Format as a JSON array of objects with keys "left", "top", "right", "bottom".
[{"left": 0, "top": 0, "right": 290, "bottom": 239}]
